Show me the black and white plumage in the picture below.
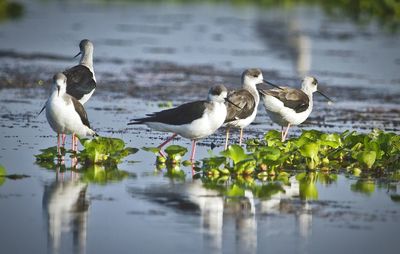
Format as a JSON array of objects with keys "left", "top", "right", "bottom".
[
  {"left": 223, "top": 68, "right": 264, "bottom": 149},
  {"left": 64, "top": 39, "right": 96, "bottom": 104},
  {"left": 258, "top": 76, "right": 332, "bottom": 141},
  {"left": 38, "top": 39, "right": 96, "bottom": 116},
  {"left": 46, "top": 73, "right": 97, "bottom": 152},
  {"left": 128, "top": 85, "right": 233, "bottom": 161}
]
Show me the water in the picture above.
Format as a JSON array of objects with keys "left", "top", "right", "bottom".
[{"left": 0, "top": 1, "right": 400, "bottom": 254}]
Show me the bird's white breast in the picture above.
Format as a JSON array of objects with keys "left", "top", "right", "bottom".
[{"left": 46, "top": 94, "right": 92, "bottom": 136}]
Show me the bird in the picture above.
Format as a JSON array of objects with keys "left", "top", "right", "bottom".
[
  {"left": 39, "top": 39, "right": 96, "bottom": 147},
  {"left": 39, "top": 39, "right": 96, "bottom": 113},
  {"left": 46, "top": 73, "right": 97, "bottom": 154},
  {"left": 257, "top": 76, "right": 332, "bottom": 142},
  {"left": 224, "top": 68, "right": 278, "bottom": 149},
  {"left": 128, "top": 84, "right": 237, "bottom": 162},
  {"left": 64, "top": 39, "right": 96, "bottom": 105}
]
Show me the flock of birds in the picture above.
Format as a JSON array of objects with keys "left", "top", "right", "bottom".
[{"left": 42, "top": 39, "right": 332, "bottom": 161}]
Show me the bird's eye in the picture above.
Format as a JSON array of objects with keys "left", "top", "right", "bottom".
[{"left": 253, "top": 74, "right": 258, "bottom": 78}]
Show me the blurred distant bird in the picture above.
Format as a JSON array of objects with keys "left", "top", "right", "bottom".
[
  {"left": 46, "top": 73, "right": 97, "bottom": 153},
  {"left": 128, "top": 85, "right": 236, "bottom": 161},
  {"left": 257, "top": 76, "right": 332, "bottom": 141}
]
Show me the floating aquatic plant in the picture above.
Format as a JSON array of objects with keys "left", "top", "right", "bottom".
[
  {"left": 0, "top": 165, "right": 6, "bottom": 186},
  {"left": 79, "top": 137, "right": 138, "bottom": 165},
  {"left": 35, "top": 137, "right": 138, "bottom": 168},
  {"left": 143, "top": 144, "right": 188, "bottom": 178}
]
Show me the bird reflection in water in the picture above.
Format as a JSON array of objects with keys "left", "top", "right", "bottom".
[
  {"left": 258, "top": 176, "right": 312, "bottom": 239},
  {"left": 42, "top": 159, "right": 89, "bottom": 254}
]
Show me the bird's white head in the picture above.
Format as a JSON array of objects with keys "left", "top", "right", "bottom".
[
  {"left": 301, "top": 76, "right": 318, "bottom": 94},
  {"left": 52, "top": 73, "right": 67, "bottom": 97},
  {"left": 301, "top": 76, "right": 333, "bottom": 102},
  {"left": 241, "top": 68, "right": 264, "bottom": 89},
  {"left": 208, "top": 84, "right": 228, "bottom": 103},
  {"left": 79, "top": 39, "right": 94, "bottom": 53},
  {"left": 74, "top": 39, "right": 94, "bottom": 66}
]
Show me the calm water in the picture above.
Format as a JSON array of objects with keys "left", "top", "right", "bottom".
[{"left": 0, "top": 1, "right": 400, "bottom": 254}]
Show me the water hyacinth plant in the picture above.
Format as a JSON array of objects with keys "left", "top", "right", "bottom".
[{"left": 35, "top": 136, "right": 138, "bottom": 167}]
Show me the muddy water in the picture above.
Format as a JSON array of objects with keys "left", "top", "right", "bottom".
[{"left": 0, "top": 1, "right": 400, "bottom": 254}]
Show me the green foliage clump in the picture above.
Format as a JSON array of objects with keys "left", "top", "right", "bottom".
[
  {"left": 79, "top": 137, "right": 138, "bottom": 166},
  {"left": 194, "top": 129, "right": 400, "bottom": 186}
]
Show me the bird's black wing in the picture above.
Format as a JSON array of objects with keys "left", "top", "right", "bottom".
[
  {"left": 63, "top": 65, "right": 96, "bottom": 100},
  {"left": 261, "top": 87, "right": 309, "bottom": 113},
  {"left": 225, "top": 89, "right": 255, "bottom": 123},
  {"left": 71, "top": 97, "right": 91, "bottom": 128},
  {"left": 129, "top": 101, "right": 207, "bottom": 125}
]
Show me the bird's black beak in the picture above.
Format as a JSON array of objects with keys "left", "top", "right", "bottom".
[
  {"left": 317, "top": 90, "right": 333, "bottom": 102},
  {"left": 57, "top": 85, "right": 60, "bottom": 96},
  {"left": 263, "top": 79, "right": 283, "bottom": 90},
  {"left": 74, "top": 51, "right": 82, "bottom": 58},
  {"left": 225, "top": 97, "right": 242, "bottom": 109}
]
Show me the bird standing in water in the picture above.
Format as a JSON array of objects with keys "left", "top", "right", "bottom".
[
  {"left": 129, "top": 85, "right": 237, "bottom": 161},
  {"left": 258, "top": 76, "right": 332, "bottom": 141},
  {"left": 46, "top": 73, "right": 97, "bottom": 154}
]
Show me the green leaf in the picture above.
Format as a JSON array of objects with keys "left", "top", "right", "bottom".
[
  {"left": 234, "top": 158, "right": 256, "bottom": 174},
  {"left": 255, "top": 146, "right": 281, "bottom": 161},
  {"left": 220, "top": 144, "right": 249, "bottom": 164},
  {"left": 142, "top": 146, "right": 161, "bottom": 154},
  {"left": 299, "top": 142, "right": 319, "bottom": 159},
  {"left": 0, "top": 165, "right": 6, "bottom": 186},
  {"left": 35, "top": 146, "right": 60, "bottom": 161},
  {"left": 357, "top": 150, "right": 376, "bottom": 169},
  {"left": 319, "top": 133, "right": 342, "bottom": 149},
  {"left": 164, "top": 145, "right": 188, "bottom": 158},
  {"left": 202, "top": 156, "right": 227, "bottom": 170}
]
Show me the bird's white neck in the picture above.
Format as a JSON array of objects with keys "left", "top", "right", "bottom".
[
  {"left": 243, "top": 83, "right": 260, "bottom": 104},
  {"left": 79, "top": 51, "right": 93, "bottom": 72},
  {"left": 302, "top": 87, "right": 314, "bottom": 108}
]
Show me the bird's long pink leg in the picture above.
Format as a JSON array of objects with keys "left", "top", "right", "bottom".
[
  {"left": 282, "top": 123, "right": 291, "bottom": 142},
  {"left": 157, "top": 133, "right": 178, "bottom": 157},
  {"left": 190, "top": 140, "right": 197, "bottom": 162},
  {"left": 57, "top": 133, "right": 61, "bottom": 155},
  {"left": 224, "top": 127, "right": 230, "bottom": 150},
  {"left": 190, "top": 140, "right": 197, "bottom": 177},
  {"left": 239, "top": 128, "right": 244, "bottom": 146}
]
